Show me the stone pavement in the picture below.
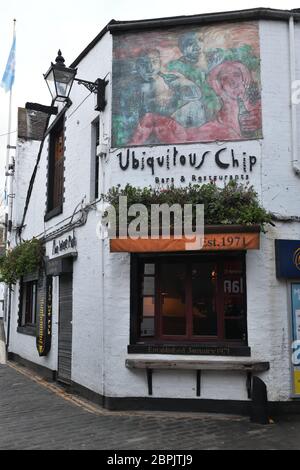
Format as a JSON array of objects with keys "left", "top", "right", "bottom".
[{"left": 0, "top": 363, "right": 300, "bottom": 450}]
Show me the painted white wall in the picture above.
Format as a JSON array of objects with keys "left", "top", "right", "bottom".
[
  {"left": 13, "top": 138, "right": 41, "bottom": 227},
  {"left": 8, "top": 20, "right": 300, "bottom": 404}
]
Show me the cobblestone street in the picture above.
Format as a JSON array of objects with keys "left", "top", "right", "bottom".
[{"left": 0, "top": 363, "right": 299, "bottom": 450}]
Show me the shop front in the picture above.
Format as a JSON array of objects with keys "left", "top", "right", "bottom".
[{"left": 111, "top": 226, "right": 260, "bottom": 357}]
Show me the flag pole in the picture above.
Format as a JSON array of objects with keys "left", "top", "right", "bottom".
[
  {"left": 4, "top": 19, "right": 16, "bottom": 205},
  {"left": 4, "top": 19, "right": 16, "bottom": 351}
]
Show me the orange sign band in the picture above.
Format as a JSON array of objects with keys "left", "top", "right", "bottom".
[{"left": 110, "top": 232, "right": 260, "bottom": 253}]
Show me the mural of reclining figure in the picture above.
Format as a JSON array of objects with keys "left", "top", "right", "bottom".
[
  {"left": 130, "top": 61, "right": 262, "bottom": 145},
  {"left": 135, "top": 48, "right": 206, "bottom": 128}
]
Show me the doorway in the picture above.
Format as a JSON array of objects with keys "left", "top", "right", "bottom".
[{"left": 57, "top": 273, "right": 73, "bottom": 384}]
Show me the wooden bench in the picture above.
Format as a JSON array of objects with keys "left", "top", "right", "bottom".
[{"left": 125, "top": 359, "right": 270, "bottom": 398}]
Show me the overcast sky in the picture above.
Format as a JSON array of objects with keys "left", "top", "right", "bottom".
[{"left": 0, "top": 0, "right": 299, "bottom": 196}]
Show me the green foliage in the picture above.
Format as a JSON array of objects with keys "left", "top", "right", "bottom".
[
  {"left": 103, "top": 181, "right": 273, "bottom": 231},
  {"left": 0, "top": 238, "right": 44, "bottom": 285}
]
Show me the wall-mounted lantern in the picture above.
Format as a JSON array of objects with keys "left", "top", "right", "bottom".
[{"left": 44, "top": 50, "right": 108, "bottom": 111}]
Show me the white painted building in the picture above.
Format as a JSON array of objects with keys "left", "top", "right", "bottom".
[{"left": 4, "top": 8, "right": 300, "bottom": 415}]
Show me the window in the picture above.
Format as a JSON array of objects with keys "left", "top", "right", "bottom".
[
  {"left": 132, "top": 253, "right": 247, "bottom": 346},
  {"left": 20, "top": 280, "right": 37, "bottom": 327},
  {"left": 46, "top": 117, "right": 64, "bottom": 217},
  {"left": 91, "top": 117, "right": 100, "bottom": 201}
]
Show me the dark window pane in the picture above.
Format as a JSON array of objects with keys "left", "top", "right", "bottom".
[
  {"left": 95, "top": 155, "right": 99, "bottom": 200},
  {"left": 95, "top": 119, "right": 100, "bottom": 146},
  {"left": 225, "top": 319, "right": 245, "bottom": 341},
  {"left": 224, "top": 258, "right": 243, "bottom": 275},
  {"left": 223, "top": 259, "right": 245, "bottom": 340},
  {"left": 53, "top": 129, "right": 64, "bottom": 208},
  {"left": 23, "top": 281, "right": 37, "bottom": 326},
  {"left": 140, "top": 297, "right": 155, "bottom": 337},
  {"left": 144, "top": 264, "right": 155, "bottom": 275},
  {"left": 48, "top": 120, "right": 64, "bottom": 212},
  {"left": 223, "top": 263, "right": 244, "bottom": 315},
  {"left": 32, "top": 283, "right": 37, "bottom": 324},
  {"left": 161, "top": 263, "right": 186, "bottom": 336},
  {"left": 143, "top": 276, "right": 155, "bottom": 296},
  {"left": 192, "top": 263, "right": 217, "bottom": 336},
  {"left": 93, "top": 118, "right": 100, "bottom": 199},
  {"left": 24, "top": 284, "right": 32, "bottom": 325}
]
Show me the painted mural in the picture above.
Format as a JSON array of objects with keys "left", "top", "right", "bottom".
[{"left": 112, "top": 22, "right": 262, "bottom": 147}]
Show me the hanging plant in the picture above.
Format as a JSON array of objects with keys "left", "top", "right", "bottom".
[
  {"left": 103, "top": 181, "right": 273, "bottom": 232},
  {"left": 0, "top": 238, "right": 44, "bottom": 285}
]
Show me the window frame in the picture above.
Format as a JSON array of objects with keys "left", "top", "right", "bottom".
[
  {"left": 45, "top": 116, "right": 65, "bottom": 220},
  {"left": 19, "top": 279, "right": 38, "bottom": 328},
  {"left": 91, "top": 117, "right": 100, "bottom": 202},
  {"left": 130, "top": 252, "right": 248, "bottom": 348}
]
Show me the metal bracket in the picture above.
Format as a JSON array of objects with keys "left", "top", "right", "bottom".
[
  {"left": 246, "top": 372, "right": 252, "bottom": 399},
  {"left": 74, "top": 78, "right": 108, "bottom": 111},
  {"left": 196, "top": 370, "right": 202, "bottom": 397},
  {"left": 74, "top": 78, "right": 99, "bottom": 94},
  {"left": 146, "top": 368, "right": 153, "bottom": 396}
]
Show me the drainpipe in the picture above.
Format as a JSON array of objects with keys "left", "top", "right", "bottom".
[
  {"left": 98, "top": 111, "right": 107, "bottom": 402},
  {"left": 5, "top": 286, "right": 11, "bottom": 352},
  {"left": 97, "top": 72, "right": 110, "bottom": 403},
  {"left": 289, "top": 15, "right": 300, "bottom": 176}
]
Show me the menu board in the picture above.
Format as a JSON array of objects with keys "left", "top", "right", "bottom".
[{"left": 292, "top": 284, "right": 300, "bottom": 396}]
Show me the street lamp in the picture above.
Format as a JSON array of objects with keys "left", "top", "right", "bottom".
[
  {"left": 44, "top": 50, "right": 77, "bottom": 103},
  {"left": 44, "top": 50, "right": 108, "bottom": 111}
]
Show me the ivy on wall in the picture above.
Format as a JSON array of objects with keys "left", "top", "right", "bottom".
[
  {"left": 103, "top": 181, "right": 273, "bottom": 231},
  {"left": 0, "top": 238, "right": 44, "bottom": 285}
]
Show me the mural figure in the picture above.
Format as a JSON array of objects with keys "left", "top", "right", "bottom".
[
  {"left": 114, "top": 48, "right": 208, "bottom": 143},
  {"left": 167, "top": 32, "right": 219, "bottom": 122},
  {"left": 136, "top": 48, "right": 207, "bottom": 128},
  {"left": 129, "top": 61, "right": 262, "bottom": 144},
  {"left": 135, "top": 49, "right": 176, "bottom": 116},
  {"left": 112, "top": 23, "right": 262, "bottom": 146}
]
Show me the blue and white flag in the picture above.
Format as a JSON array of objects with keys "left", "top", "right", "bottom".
[{"left": 1, "top": 35, "right": 16, "bottom": 92}]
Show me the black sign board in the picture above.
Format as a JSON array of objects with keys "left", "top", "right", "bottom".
[
  {"left": 36, "top": 272, "right": 53, "bottom": 357},
  {"left": 46, "top": 257, "right": 74, "bottom": 276},
  {"left": 275, "top": 240, "right": 300, "bottom": 279}
]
